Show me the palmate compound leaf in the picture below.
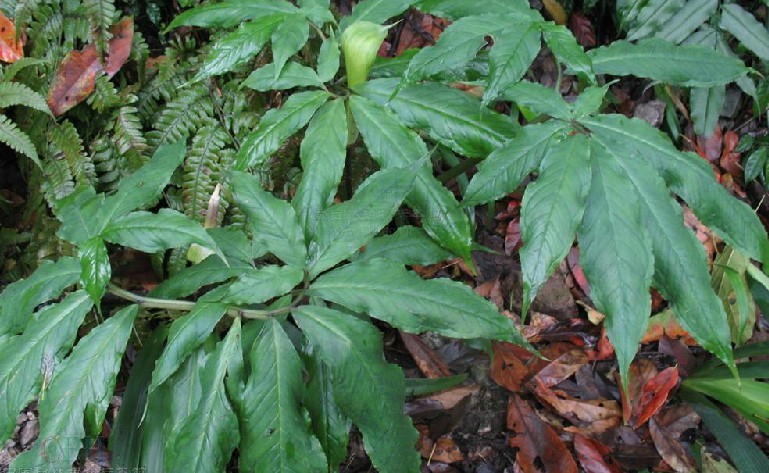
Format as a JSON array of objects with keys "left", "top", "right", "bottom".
[
  {"left": 0, "top": 291, "right": 92, "bottom": 443},
  {"left": 307, "top": 259, "right": 530, "bottom": 347},
  {"left": 293, "top": 305, "right": 421, "bottom": 473},
  {"left": 349, "top": 95, "right": 473, "bottom": 261},
  {"left": 576, "top": 140, "right": 654, "bottom": 386},
  {"left": 166, "top": 319, "right": 241, "bottom": 473},
  {"left": 307, "top": 166, "right": 417, "bottom": 278},
  {"left": 236, "top": 318, "right": 327, "bottom": 472},
  {"left": 520, "top": 135, "right": 592, "bottom": 316},
  {"left": 11, "top": 304, "right": 137, "bottom": 471}
]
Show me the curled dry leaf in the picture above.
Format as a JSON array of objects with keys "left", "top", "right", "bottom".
[
  {"left": 649, "top": 417, "right": 697, "bottom": 472},
  {"left": 47, "top": 17, "right": 134, "bottom": 116},
  {"left": 400, "top": 332, "right": 452, "bottom": 379},
  {"left": 490, "top": 341, "right": 535, "bottom": 392},
  {"left": 569, "top": 11, "right": 596, "bottom": 48},
  {"left": 507, "top": 394, "right": 579, "bottom": 473},
  {"left": 620, "top": 360, "right": 680, "bottom": 428},
  {"left": 0, "top": 12, "right": 23, "bottom": 63},
  {"left": 573, "top": 433, "right": 623, "bottom": 473}
]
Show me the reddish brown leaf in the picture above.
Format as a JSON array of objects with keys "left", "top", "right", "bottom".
[
  {"left": 641, "top": 310, "right": 696, "bottom": 345},
  {"left": 720, "top": 130, "right": 743, "bottom": 179},
  {"left": 569, "top": 12, "right": 596, "bottom": 49},
  {"left": 535, "top": 349, "right": 588, "bottom": 387},
  {"left": 474, "top": 278, "right": 504, "bottom": 311},
  {"left": 574, "top": 433, "right": 623, "bottom": 473},
  {"left": 0, "top": 12, "right": 23, "bottom": 63},
  {"left": 620, "top": 361, "right": 680, "bottom": 428},
  {"left": 504, "top": 219, "right": 523, "bottom": 255},
  {"left": 418, "top": 429, "right": 465, "bottom": 464},
  {"left": 401, "top": 332, "right": 452, "bottom": 379},
  {"left": 507, "top": 394, "right": 579, "bottom": 473},
  {"left": 649, "top": 417, "right": 697, "bottom": 472},
  {"left": 47, "top": 17, "right": 133, "bottom": 116},
  {"left": 490, "top": 341, "right": 534, "bottom": 392},
  {"left": 529, "top": 376, "right": 621, "bottom": 426}
]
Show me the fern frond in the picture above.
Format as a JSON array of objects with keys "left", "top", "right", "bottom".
[
  {"left": 82, "top": 0, "right": 117, "bottom": 57},
  {"left": 132, "top": 30, "right": 150, "bottom": 84},
  {"left": 41, "top": 154, "right": 75, "bottom": 201},
  {"left": 146, "top": 84, "right": 214, "bottom": 152},
  {"left": 113, "top": 105, "right": 148, "bottom": 165},
  {"left": 183, "top": 125, "right": 231, "bottom": 223},
  {"left": 88, "top": 74, "right": 123, "bottom": 112},
  {"left": 90, "top": 136, "right": 121, "bottom": 191},
  {"left": 218, "top": 82, "right": 260, "bottom": 142},
  {"left": 50, "top": 119, "right": 95, "bottom": 185},
  {"left": 0, "top": 82, "right": 51, "bottom": 114},
  {"left": 0, "top": 58, "right": 47, "bottom": 83},
  {"left": 0, "top": 115, "right": 39, "bottom": 166},
  {"left": 14, "top": 0, "right": 41, "bottom": 31}
]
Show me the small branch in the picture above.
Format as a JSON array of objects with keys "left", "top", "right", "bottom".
[{"left": 437, "top": 156, "right": 482, "bottom": 184}]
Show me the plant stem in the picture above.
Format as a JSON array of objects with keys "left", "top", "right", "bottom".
[
  {"left": 437, "top": 156, "right": 483, "bottom": 184},
  {"left": 107, "top": 284, "right": 275, "bottom": 320}
]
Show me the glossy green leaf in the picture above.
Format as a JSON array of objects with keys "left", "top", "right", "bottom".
[
  {"left": 293, "top": 99, "right": 347, "bottom": 240},
  {"left": 405, "top": 374, "right": 468, "bottom": 396},
  {"left": 271, "top": 14, "right": 310, "bottom": 78},
  {"left": 210, "top": 227, "right": 260, "bottom": 267},
  {"left": 503, "top": 80, "right": 571, "bottom": 119},
  {"left": 110, "top": 328, "right": 168, "bottom": 471},
  {"left": 463, "top": 121, "right": 566, "bottom": 206},
  {"left": 237, "top": 319, "right": 327, "bottom": 471},
  {"left": 691, "top": 85, "right": 725, "bottom": 137},
  {"left": 0, "top": 291, "right": 92, "bottom": 443},
  {"left": 308, "top": 259, "right": 530, "bottom": 345},
  {"left": 169, "top": 0, "right": 297, "bottom": 29},
  {"left": 302, "top": 352, "right": 350, "bottom": 470},
  {"left": 655, "top": 0, "right": 717, "bottom": 44},
  {"left": 220, "top": 265, "right": 303, "bottom": 305},
  {"left": 243, "top": 61, "right": 323, "bottom": 91},
  {"left": 570, "top": 84, "right": 609, "bottom": 118},
  {"left": 11, "top": 305, "right": 137, "bottom": 471},
  {"left": 403, "top": 15, "right": 500, "bottom": 83},
  {"left": 483, "top": 22, "right": 542, "bottom": 105},
  {"left": 293, "top": 305, "right": 421, "bottom": 472},
  {"left": 340, "top": 0, "right": 415, "bottom": 30},
  {"left": 589, "top": 126, "right": 735, "bottom": 375},
  {"left": 711, "top": 247, "right": 755, "bottom": 345},
  {"left": 0, "top": 257, "right": 80, "bottom": 338},
  {"left": 298, "top": 0, "right": 334, "bottom": 25},
  {"left": 520, "top": 135, "right": 591, "bottom": 315},
  {"left": 231, "top": 171, "right": 307, "bottom": 267},
  {"left": 350, "top": 95, "right": 473, "bottom": 260},
  {"left": 357, "top": 79, "right": 517, "bottom": 157},
  {"left": 541, "top": 22, "right": 594, "bottom": 80},
  {"left": 582, "top": 114, "right": 769, "bottom": 263},
  {"left": 78, "top": 237, "right": 111, "bottom": 302},
  {"left": 317, "top": 35, "right": 340, "bottom": 82},
  {"left": 414, "top": 0, "right": 532, "bottom": 20},
  {"left": 683, "top": 377, "right": 769, "bottom": 434},
  {"left": 577, "top": 140, "right": 653, "bottom": 385},
  {"left": 234, "top": 90, "right": 329, "bottom": 171},
  {"left": 194, "top": 15, "right": 285, "bottom": 81},
  {"left": 354, "top": 226, "right": 453, "bottom": 265},
  {"left": 54, "top": 186, "right": 110, "bottom": 244},
  {"left": 149, "top": 256, "right": 237, "bottom": 299},
  {"left": 589, "top": 38, "right": 749, "bottom": 87},
  {"left": 102, "top": 209, "right": 220, "bottom": 254},
  {"left": 744, "top": 147, "right": 768, "bottom": 182},
  {"left": 308, "top": 166, "right": 416, "bottom": 277},
  {"left": 149, "top": 303, "right": 228, "bottom": 395},
  {"left": 167, "top": 319, "right": 241, "bottom": 473},
  {"left": 625, "top": 0, "right": 684, "bottom": 41},
  {"left": 720, "top": 3, "right": 769, "bottom": 62}
]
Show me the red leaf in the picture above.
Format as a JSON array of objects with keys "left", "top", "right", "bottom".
[
  {"left": 620, "top": 360, "right": 680, "bottom": 428},
  {"left": 47, "top": 17, "right": 133, "bottom": 116},
  {"left": 569, "top": 12, "right": 596, "bottom": 49},
  {"left": 574, "top": 433, "right": 623, "bottom": 473},
  {"left": 504, "top": 219, "right": 523, "bottom": 255},
  {"left": 490, "top": 341, "right": 534, "bottom": 392},
  {"left": 0, "top": 12, "right": 23, "bottom": 63},
  {"left": 507, "top": 394, "right": 579, "bottom": 473},
  {"left": 649, "top": 417, "right": 697, "bottom": 472}
]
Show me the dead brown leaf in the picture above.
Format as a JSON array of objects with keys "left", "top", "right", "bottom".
[
  {"left": 573, "top": 433, "right": 623, "bottom": 473},
  {"left": 620, "top": 360, "right": 680, "bottom": 428},
  {"left": 649, "top": 417, "right": 696, "bottom": 472},
  {"left": 0, "top": 12, "right": 23, "bottom": 63},
  {"left": 401, "top": 332, "right": 452, "bottom": 379},
  {"left": 569, "top": 11, "right": 596, "bottom": 48}
]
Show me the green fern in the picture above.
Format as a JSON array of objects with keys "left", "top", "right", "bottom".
[
  {"left": 113, "top": 106, "right": 148, "bottom": 164},
  {"left": 146, "top": 84, "right": 215, "bottom": 153},
  {"left": 0, "top": 115, "right": 39, "bottom": 166},
  {"left": 183, "top": 125, "right": 231, "bottom": 223},
  {"left": 50, "top": 119, "right": 95, "bottom": 185},
  {"left": 0, "top": 82, "right": 50, "bottom": 113},
  {"left": 81, "top": 0, "right": 117, "bottom": 57}
]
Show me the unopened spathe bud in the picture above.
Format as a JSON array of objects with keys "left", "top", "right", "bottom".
[{"left": 341, "top": 21, "right": 389, "bottom": 87}]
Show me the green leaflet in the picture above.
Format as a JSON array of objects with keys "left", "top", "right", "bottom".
[
  {"left": 78, "top": 237, "right": 111, "bottom": 302},
  {"left": 0, "top": 82, "right": 50, "bottom": 113},
  {"left": 220, "top": 265, "right": 304, "bottom": 305},
  {"left": 582, "top": 114, "right": 769, "bottom": 263},
  {"left": 209, "top": 227, "right": 262, "bottom": 268},
  {"left": 682, "top": 377, "right": 769, "bottom": 434},
  {"left": 520, "top": 135, "right": 592, "bottom": 316},
  {"left": 0, "top": 257, "right": 80, "bottom": 337},
  {"left": 308, "top": 259, "right": 530, "bottom": 346},
  {"left": 102, "top": 209, "right": 220, "bottom": 255},
  {"left": 691, "top": 85, "right": 725, "bottom": 137},
  {"left": 577, "top": 140, "right": 653, "bottom": 386},
  {"left": 148, "top": 303, "right": 228, "bottom": 395},
  {"left": 292, "top": 305, "right": 421, "bottom": 473},
  {"left": 303, "top": 351, "right": 351, "bottom": 471},
  {"left": 243, "top": 61, "right": 323, "bottom": 91},
  {"left": 167, "top": 319, "right": 241, "bottom": 473},
  {"left": 11, "top": 305, "right": 137, "bottom": 471},
  {"left": 720, "top": 3, "right": 769, "bottom": 62},
  {"left": 655, "top": 0, "right": 718, "bottom": 44},
  {"left": 271, "top": 14, "right": 310, "bottom": 78},
  {"left": 316, "top": 35, "right": 340, "bottom": 82},
  {"left": 483, "top": 21, "right": 542, "bottom": 105},
  {"left": 231, "top": 171, "right": 307, "bottom": 267},
  {"left": 540, "top": 23, "right": 594, "bottom": 80},
  {"left": 237, "top": 319, "right": 327, "bottom": 472},
  {"left": 711, "top": 247, "right": 755, "bottom": 345},
  {"left": 591, "top": 130, "right": 735, "bottom": 375},
  {"left": 149, "top": 256, "right": 238, "bottom": 299},
  {"left": 571, "top": 84, "right": 610, "bottom": 118},
  {"left": 588, "top": 38, "right": 749, "bottom": 87},
  {"left": 403, "top": 14, "right": 502, "bottom": 83},
  {"left": 349, "top": 95, "right": 473, "bottom": 261},
  {"left": 54, "top": 186, "right": 111, "bottom": 244},
  {"left": 169, "top": 0, "right": 298, "bottom": 29},
  {"left": 293, "top": 99, "right": 348, "bottom": 240},
  {"left": 308, "top": 166, "right": 416, "bottom": 277},
  {"left": 234, "top": 90, "right": 329, "bottom": 171},
  {"left": 0, "top": 291, "right": 93, "bottom": 443},
  {"left": 503, "top": 80, "right": 572, "bottom": 120},
  {"left": 357, "top": 78, "right": 517, "bottom": 157},
  {"left": 194, "top": 15, "right": 285, "bottom": 81},
  {"left": 625, "top": 0, "right": 685, "bottom": 41},
  {"left": 463, "top": 120, "right": 567, "bottom": 206},
  {"left": 354, "top": 226, "right": 454, "bottom": 266},
  {"left": 415, "top": 0, "right": 531, "bottom": 20},
  {"left": 339, "top": 0, "right": 415, "bottom": 30},
  {"left": 0, "top": 115, "right": 39, "bottom": 166}
]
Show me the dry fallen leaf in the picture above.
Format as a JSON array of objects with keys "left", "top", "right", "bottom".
[
  {"left": 573, "top": 433, "right": 623, "bottom": 473},
  {"left": 569, "top": 11, "right": 596, "bottom": 48},
  {"left": 649, "top": 416, "right": 697, "bottom": 472},
  {"left": 47, "top": 17, "right": 133, "bottom": 116},
  {"left": 0, "top": 12, "right": 23, "bottom": 63},
  {"left": 620, "top": 360, "right": 680, "bottom": 428}
]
